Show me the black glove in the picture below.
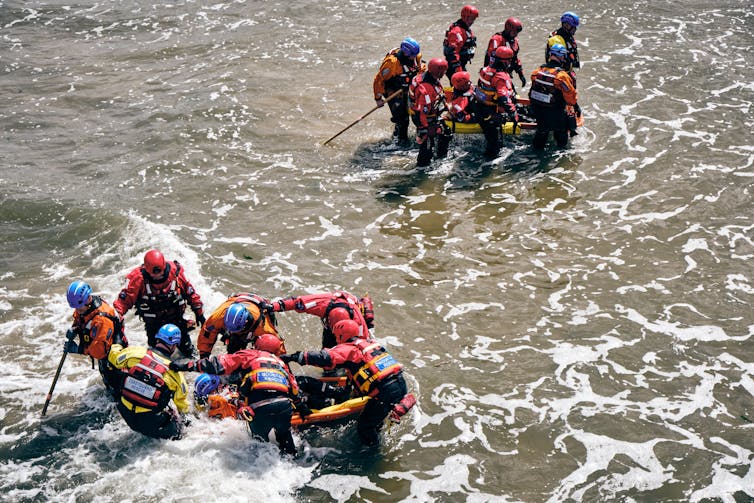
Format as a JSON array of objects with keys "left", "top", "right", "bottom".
[
  {"left": 294, "top": 299, "right": 305, "bottom": 311},
  {"left": 63, "top": 338, "right": 79, "bottom": 354},
  {"left": 296, "top": 401, "right": 313, "bottom": 418},
  {"left": 194, "top": 311, "right": 206, "bottom": 327},
  {"left": 262, "top": 302, "right": 276, "bottom": 314},
  {"left": 169, "top": 360, "right": 196, "bottom": 372},
  {"left": 280, "top": 352, "right": 302, "bottom": 365},
  {"left": 518, "top": 72, "right": 527, "bottom": 88},
  {"left": 65, "top": 329, "right": 77, "bottom": 341},
  {"left": 574, "top": 103, "right": 582, "bottom": 117}
]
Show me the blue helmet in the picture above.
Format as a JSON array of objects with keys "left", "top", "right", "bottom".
[
  {"left": 66, "top": 280, "right": 92, "bottom": 309},
  {"left": 224, "top": 303, "right": 251, "bottom": 333},
  {"left": 155, "top": 323, "right": 182, "bottom": 346},
  {"left": 400, "top": 37, "right": 420, "bottom": 58},
  {"left": 549, "top": 43, "right": 567, "bottom": 61},
  {"left": 561, "top": 11, "right": 580, "bottom": 28},
  {"left": 194, "top": 373, "right": 221, "bottom": 399}
]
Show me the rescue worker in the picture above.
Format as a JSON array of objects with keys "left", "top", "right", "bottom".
[
  {"left": 473, "top": 46, "right": 519, "bottom": 159},
  {"left": 169, "top": 334, "right": 311, "bottom": 455},
  {"left": 114, "top": 249, "right": 204, "bottom": 358},
  {"left": 410, "top": 58, "right": 452, "bottom": 167},
  {"left": 528, "top": 43, "right": 579, "bottom": 149},
  {"left": 546, "top": 11, "right": 582, "bottom": 129},
  {"left": 108, "top": 324, "right": 189, "bottom": 440},
  {"left": 546, "top": 12, "right": 580, "bottom": 73},
  {"left": 271, "top": 290, "right": 373, "bottom": 349},
  {"left": 64, "top": 280, "right": 128, "bottom": 399},
  {"left": 373, "top": 37, "right": 424, "bottom": 141},
  {"left": 443, "top": 5, "right": 479, "bottom": 80},
  {"left": 446, "top": 71, "right": 476, "bottom": 123},
  {"left": 281, "top": 320, "right": 415, "bottom": 446},
  {"left": 193, "top": 373, "right": 242, "bottom": 420},
  {"left": 485, "top": 17, "right": 526, "bottom": 88},
  {"left": 196, "top": 292, "right": 282, "bottom": 358}
]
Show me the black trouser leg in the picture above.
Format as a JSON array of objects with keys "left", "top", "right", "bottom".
[
  {"left": 554, "top": 130, "right": 569, "bottom": 148},
  {"left": 417, "top": 138, "right": 433, "bottom": 167},
  {"left": 533, "top": 128, "right": 549, "bottom": 149}
]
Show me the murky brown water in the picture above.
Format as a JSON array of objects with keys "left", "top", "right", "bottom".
[{"left": 2, "top": 1, "right": 753, "bottom": 501}]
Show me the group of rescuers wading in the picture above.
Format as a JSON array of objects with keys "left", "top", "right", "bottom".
[
  {"left": 373, "top": 6, "right": 582, "bottom": 165},
  {"left": 61, "top": 249, "right": 415, "bottom": 454}
]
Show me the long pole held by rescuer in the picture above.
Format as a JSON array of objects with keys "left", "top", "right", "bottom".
[
  {"left": 323, "top": 89, "right": 403, "bottom": 146},
  {"left": 41, "top": 348, "right": 69, "bottom": 417}
]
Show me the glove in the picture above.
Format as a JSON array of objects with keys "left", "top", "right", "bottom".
[
  {"left": 237, "top": 405, "right": 255, "bottom": 422},
  {"left": 280, "top": 352, "right": 302, "bottom": 365},
  {"left": 194, "top": 311, "right": 206, "bottom": 327},
  {"left": 296, "top": 402, "right": 313, "bottom": 418},
  {"left": 375, "top": 97, "right": 385, "bottom": 108},
  {"left": 416, "top": 128, "right": 428, "bottom": 145},
  {"left": 262, "top": 302, "right": 276, "bottom": 314},
  {"left": 169, "top": 360, "right": 196, "bottom": 372},
  {"left": 65, "top": 329, "right": 76, "bottom": 341},
  {"left": 574, "top": 103, "right": 582, "bottom": 117},
  {"left": 518, "top": 73, "right": 527, "bottom": 88},
  {"left": 63, "top": 338, "right": 79, "bottom": 354}
]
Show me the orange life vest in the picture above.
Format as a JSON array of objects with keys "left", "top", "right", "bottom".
[{"left": 348, "top": 339, "right": 403, "bottom": 397}]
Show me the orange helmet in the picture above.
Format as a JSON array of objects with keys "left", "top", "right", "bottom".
[
  {"left": 333, "top": 320, "right": 360, "bottom": 344},
  {"left": 461, "top": 5, "right": 479, "bottom": 25},
  {"left": 254, "top": 333, "right": 282, "bottom": 355},
  {"left": 428, "top": 58, "right": 448, "bottom": 79},
  {"left": 451, "top": 71, "right": 472, "bottom": 91},
  {"left": 143, "top": 249, "right": 166, "bottom": 276}
]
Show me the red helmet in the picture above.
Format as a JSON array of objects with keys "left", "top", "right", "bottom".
[
  {"left": 143, "top": 249, "right": 166, "bottom": 276},
  {"left": 428, "top": 58, "right": 448, "bottom": 79},
  {"left": 451, "top": 71, "right": 472, "bottom": 91},
  {"left": 504, "top": 17, "right": 523, "bottom": 34},
  {"left": 327, "top": 307, "right": 352, "bottom": 327},
  {"left": 332, "top": 320, "right": 360, "bottom": 344},
  {"left": 494, "top": 46, "right": 514, "bottom": 62},
  {"left": 254, "top": 333, "right": 282, "bottom": 355},
  {"left": 461, "top": 5, "right": 479, "bottom": 25}
]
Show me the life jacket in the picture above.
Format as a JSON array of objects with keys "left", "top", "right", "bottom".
[
  {"left": 240, "top": 354, "right": 291, "bottom": 394},
  {"left": 200, "top": 385, "right": 240, "bottom": 419},
  {"left": 449, "top": 89, "right": 475, "bottom": 122},
  {"left": 348, "top": 339, "right": 403, "bottom": 397},
  {"left": 475, "top": 66, "right": 501, "bottom": 106},
  {"left": 136, "top": 262, "right": 185, "bottom": 322},
  {"left": 120, "top": 350, "right": 172, "bottom": 411},
  {"left": 411, "top": 73, "right": 446, "bottom": 118},
  {"left": 384, "top": 48, "right": 420, "bottom": 92},
  {"left": 443, "top": 21, "right": 476, "bottom": 65},
  {"left": 408, "top": 72, "right": 426, "bottom": 113},
  {"left": 529, "top": 66, "right": 564, "bottom": 108},
  {"left": 74, "top": 296, "right": 126, "bottom": 349},
  {"left": 485, "top": 33, "right": 520, "bottom": 68}
]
